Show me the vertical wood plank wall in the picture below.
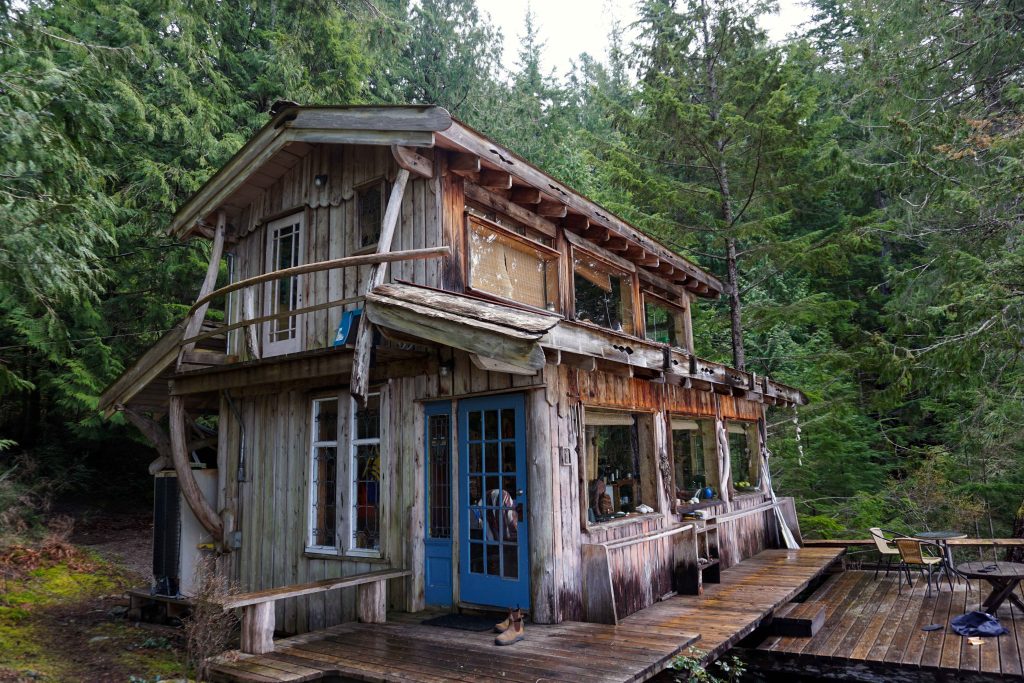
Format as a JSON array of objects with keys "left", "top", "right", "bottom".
[
  {"left": 224, "top": 144, "right": 442, "bottom": 358},
  {"left": 212, "top": 143, "right": 783, "bottom": 634}
]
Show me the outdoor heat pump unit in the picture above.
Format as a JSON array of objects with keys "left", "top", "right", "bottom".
[{"left": 152, "top": 469, "right": 218, "bottom": 598}]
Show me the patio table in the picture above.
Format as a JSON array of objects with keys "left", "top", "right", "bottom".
[
  {"left": 915, "top": 530, "right": 966, "bottom": 578},
  {"left": 956, "top": 561, "right": 1024, "bottom": 614}
]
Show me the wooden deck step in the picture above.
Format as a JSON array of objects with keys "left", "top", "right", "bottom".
[{"left": 771, "top": 601, "right": 826, "bottom": 637}]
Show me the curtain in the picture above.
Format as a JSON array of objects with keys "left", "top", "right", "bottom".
[{"left": 759, "top": 416, "right": 800, "bottom": 549}]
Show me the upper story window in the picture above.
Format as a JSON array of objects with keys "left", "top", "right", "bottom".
[
  {"left": 357, "top": 178, "right": 387, "bottom": 250},
  {"left": 263, "top": 212, "right": 304, "bottom": 356},
  {"left": 643, "top": 291, "right": 690, "bottom": 350},
  {"left": 573, "top": 252, "right": 635, "bottom": 335},
  {"left": 466, "top": 217, "right": 560, "bottom": 312}
]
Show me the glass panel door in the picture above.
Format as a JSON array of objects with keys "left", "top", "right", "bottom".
[{"left": 458, "top": 393, "right": 529, "bottom": 609}]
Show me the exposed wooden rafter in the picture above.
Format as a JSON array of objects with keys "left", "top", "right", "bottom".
[{"left": 479, "top": 169, "right": 512, "bottom": 190}]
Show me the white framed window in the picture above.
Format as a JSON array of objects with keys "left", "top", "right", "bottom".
[
  {"left": 349, "top": 392, "right": 382, "bottom": 555},
  {"left": 307, "top": 397, "right": 340, "bottom": 553},
  {"left": 263, "top": 212, "right": 304, "bottom": 356}
]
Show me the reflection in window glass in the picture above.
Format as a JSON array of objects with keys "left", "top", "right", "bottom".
[
  {"left": 357, "top": 181, "right": 385, "bottom": 248},
  {"left": 468, "top": 220, "right": 559, "bottom": 311},
  {"left": 584, "top": 413, "right": 643, "bottom": 523},
  {"left": 645, "top": 300, "right": 680, "bottom": 347},
  {"left": 729, "top": 428, "right": 755, "bottom": 490},
  {"left": 574, "top": 255, "right": 634, "bottom": 335},
  {"left": 309, "top": 398, "right": 339, "bottom": 549},
  {"left": 672, "top": 426, "right": 706, "bottom": 499},
  {"left": 352, "top": 393, "right": 381, "bottom": 552},
  {"left": 266, "top": 217, "right": 302, "bottom": 345}
]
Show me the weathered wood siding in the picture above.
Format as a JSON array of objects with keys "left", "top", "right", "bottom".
[{"left": 224, "top": 144, "right": 442, "bottom": 358}]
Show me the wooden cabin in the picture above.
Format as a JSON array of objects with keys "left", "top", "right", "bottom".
[{"left": 100, "top": 105, "right": 819, "bottom": 676}]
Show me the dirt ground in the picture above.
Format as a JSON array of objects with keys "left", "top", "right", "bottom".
[{"left": 0, "top": 509, "right": 187, "bottom": 683}]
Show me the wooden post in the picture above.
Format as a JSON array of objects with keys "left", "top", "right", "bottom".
[
  {"left": 356, "top": 581, "right": 386, "bottom": 623},
  {"left": 168, "top": 394, "right": 224, "bottom": 543},
  {"left": 242, "top": 288, "right": 260, "bottom": 360},
  {"left": 581, "top": 544, "right": 617, "bottom": 624},
  {"left": 527, "top": 388, "right": 556, "bottom": 623},
  {"left": 240, "top": 602, "right": 275, "bottom": 654},
  {"left": 351, "top": 168, "right": 411, "bottom": 403},
  {"left": 178, "top": 212, "right": 226, "bottom": 370}
]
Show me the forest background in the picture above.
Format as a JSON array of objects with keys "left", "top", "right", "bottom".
[{"left": 1, "top": 0, "right": 1022, "bottom": 542}]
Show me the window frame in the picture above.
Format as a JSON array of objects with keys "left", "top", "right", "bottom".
[
  {"left": 348, "top": 392, "right": 383, "bottom": 557},
  {"left": 727, "top": 421, "right": 761, "bottom": 495},
  {"left": 642, "top": 290, "right": 691, "bottom": 351},
  {"left": 306, "top": 396, "right": 341, "bottom": 555},
  {"left": 355, "top": 177, "right": 388, "bottom": 253},
  {"left": 463, "top": 213, "right": 563, "bottom": 314},
  {"left": 570, "top": 245, "right": 640, "bottom": 337},
  {"left": 262, "top": 210, "right": 305, "bottom": 356},
  {"left": 580, "top": 407, "right": 661, "bottom": 530}
]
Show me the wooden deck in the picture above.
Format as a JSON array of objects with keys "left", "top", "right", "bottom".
[
  {"left": 209, "top": 547, "right": 843, "bottom": 683},
  {"left": 751, "top": 569, "right": 1024, "bottom": 681}
]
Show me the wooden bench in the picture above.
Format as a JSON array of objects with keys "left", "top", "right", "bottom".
[{"left": 220, "top": 568, "right": 410, "bottom": 654}]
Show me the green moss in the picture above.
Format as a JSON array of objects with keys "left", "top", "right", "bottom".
[
  {"left": 1, "top": 561, "right": 119, "bottom": 611},
  {"left": 0, "top": 618, "right": 57, "bottom": 678}
]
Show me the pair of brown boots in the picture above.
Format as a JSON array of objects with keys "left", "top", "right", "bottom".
[{"left": 494, "top": 607, "right": 525, "bottom": 645}]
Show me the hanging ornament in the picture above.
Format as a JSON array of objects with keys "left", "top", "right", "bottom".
[{"left": 792, "top": 405, "right": 804, "bottom": 467}]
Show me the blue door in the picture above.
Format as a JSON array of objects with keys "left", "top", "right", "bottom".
[
  {"left": 424, "top": 402, "right": 453, "bottom": 607},
  {"left": 458, "top": 394, "right": 530, "bottom": 609}
]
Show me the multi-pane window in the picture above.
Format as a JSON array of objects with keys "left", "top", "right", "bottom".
[
  {"left": 263, "top": 213, "right": 303, "bottom": 355},
  {"left": 309, "top": 398, "right": 339, "bottom": 550},
  {"left": 357, "top": 179, "right": 386, "bottom": 249},
  {"left": 466, "top": 406, "right": 520, "bottom": 579},
  {"left": 427, "top": 412, "right": 452, "bottom": 539},
  {"left": 351, "top": 393, "right": 381, "bottom": 553},
  {"left": 467, "top": 218, "right": 560, "bottom": 311},
  {"left": 573, "top": 253, "right": 635, "bottom": 335}
]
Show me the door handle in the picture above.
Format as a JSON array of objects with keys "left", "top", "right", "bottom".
[{"left": 516, "top": 489, "right": 525, "bottom": 497}]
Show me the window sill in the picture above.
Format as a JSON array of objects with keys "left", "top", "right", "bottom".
[
  {"left": 351, "top": 244, "right": 379, "bottom": 256},
  {"left": 303, "top": 548, "right": 386, "bottom": 562},
  {"left": 585, "top": 511, "right": 661, "bottom": 532}
]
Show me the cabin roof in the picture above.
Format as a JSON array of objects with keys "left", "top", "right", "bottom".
[{"left": 168, "top": 104, "right": 725, "bottom": 299}]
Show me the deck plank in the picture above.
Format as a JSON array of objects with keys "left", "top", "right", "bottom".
[
  {"left": 211, "top": 548, "right": 842, "bottom": 683},
  {"left": 756, "top": 570, "right": 1024, "bottom": 680}
]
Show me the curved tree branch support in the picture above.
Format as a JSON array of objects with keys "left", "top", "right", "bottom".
[{"left": 169, "top": 393, "right": 224, "bottom": 545}]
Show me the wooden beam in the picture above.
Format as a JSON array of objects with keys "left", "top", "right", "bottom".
[
  {"left": 638, "top": 268, "right": 687, "bottom": 299},
  {"left": 479, "top": 169, "right": 512, "bottom": 190},
  {"left": 463, "top": 182, "right": 557, "bottom": 238},
  {"left": 448, "top": 153, "right": 481, "bottom": 176},
  {"left": 470, "top": 352, "right": 538, "bottom": 376},
  {"left": 178, "top": 212, "right": 226, "bottom": 370},
  {"left": 391, "top": 145, "right": 433, "bottom": 178},
  {"left": 563, "top": 229, "right": 636, "bottom": 274},
  {"left": 563, "top": 214, "right": 590, "bottom": 232},
  {"left": 510, "top": 187, "right": 542, "bottom": 204},
  {"left": 122, "top": 408, "right": 172, "bottom": 476},
  {"left": 187, "top": 246, "right": 449, "bottom": 316},
  {"left": 240, "top": 603, "right": 274, "bottom": 655},
  {"left": 351, "top": 168, "right": 411, "bottom": 403},
  {"left": 168, "top": 395, "right": 224, "bottom": 543},
  {"left": 605, "top": 235, "right": 629, "bottom": 252},
  {"left": 537, "top": 200, "right": 568, "bottom": 218}
]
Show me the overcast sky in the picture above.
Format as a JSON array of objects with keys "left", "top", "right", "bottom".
[{"left": 474, "top": 0, "right": 815, "bottom": 76}]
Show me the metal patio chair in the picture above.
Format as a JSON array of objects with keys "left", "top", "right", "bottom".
[
  {"left": 868, "top": 527, "right": 902, "bottom": 579},
  {"left": 894, "top": 537, "right": 954, "bottom": 596}
]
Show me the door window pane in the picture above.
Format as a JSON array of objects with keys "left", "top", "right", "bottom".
[{"left": 427, "top": 413, "right": 451, "bottom": 540}]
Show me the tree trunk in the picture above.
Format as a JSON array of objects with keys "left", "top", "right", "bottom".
[
  {"left": 1008, "top": 499, "right": 1024, "bottom": 564},
  {"left": 700, "top": 0, "right": 746, "bottom": 371}
]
